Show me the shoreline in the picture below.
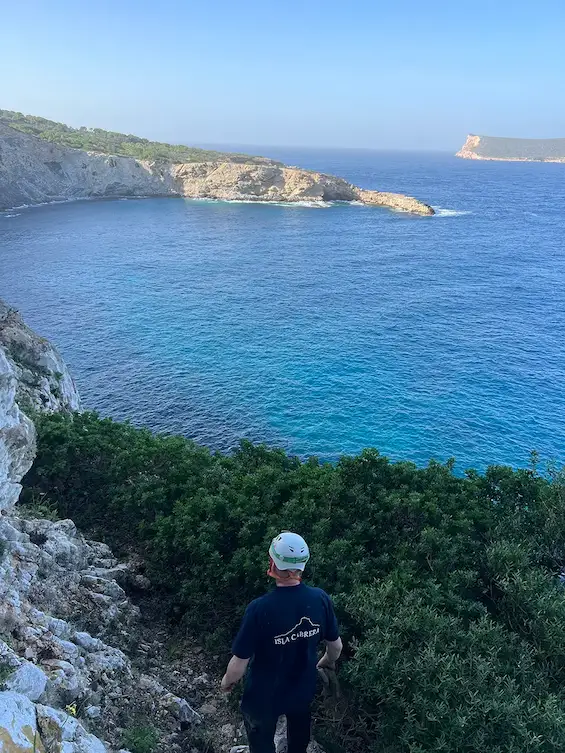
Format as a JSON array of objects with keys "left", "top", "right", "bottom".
[{"left": 1, "top": 193, "right": 437, "bottom": 216}]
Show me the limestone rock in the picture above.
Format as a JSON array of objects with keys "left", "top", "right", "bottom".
[
  {"left": 36, "top": 703, "right": 107, "bottom": 753},
  {"left": 0, "top": 299, "right": 80, "bottom": 416},
  {"left": 160, "top": 692, "right": 202, "bottom": 724},
  {"left": 356, "top": 189, "right": 435, "bottom": 216},
  {"left": 0, "top": 691, "right": 42, "bottom": 753},
  {"left": 0, "top": 348, "right": 36, "bottom": 514},
  {"left": 0, "top": 122, "right": 177, "bottom": 209},
  {"left": 172, "top": 162, "right": 358, "bottom": 203},
  {"left": 3, "top": 661, "right": 48, "bottom": 701}
]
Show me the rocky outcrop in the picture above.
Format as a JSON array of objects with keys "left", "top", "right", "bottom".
[
  {"left": 456, "top": 134, "right": 565, "bottom": 162},
  {"left": 0, "top": 692, "right": 108, "bottom": 753},
  {"left": 357, "top": 189, "right": 435, "bottom": 215},
  {"left": 0, "top": 347, "right": 35, "bottom": 515},
  {"left": 172, "top": 162, "right": 435, "bottom": 214},
  {"left": 0, "top": 122, "right": 434, "bottom": 215},
  {"left": 0, "top": 512, "right": 202, "bottom": 752},
  {"left": 173, "top": 161, "right": 358, "bottom": 203},
  {"left": 0, "top": 297, "right": 79, "bottom": 515},
  {"left": 0, "top": 300, "right": 80, "bottom": 417}
]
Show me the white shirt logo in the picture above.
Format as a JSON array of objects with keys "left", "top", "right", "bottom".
[{"left": 273, "top": 617, "right": 321, "bottom": 646}]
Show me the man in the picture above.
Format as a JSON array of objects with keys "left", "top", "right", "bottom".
[{"left": 221, "top": 531, "right": 343, "bottom": 753}]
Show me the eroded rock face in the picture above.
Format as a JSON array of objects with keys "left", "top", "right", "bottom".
[
  {"left": 0, "top": 511, "right": 201, "bottom": 752},
  {"left": 0, "top": 122, "right": 177, "bottom": 209},
  {"left": 0, "top": 302, "right": 209, "bottom": 752},
  {"left": 173, "top": 162, "right": 435, "bottom": 214},
  {"left": 0, "top": 300, "right": 80, "bottom": 416},
  {"left": 0, "top": 122, "right": 434, "bottom": 215},
  {"left": 0, "top": 690, "right": 107, "bottom": 753},
  {"left": 172, "top": 162, "right": 358, "bottom": 203},
  {"left": 0, "top": 347, "right": 36, "bottom": 515},
  {"left": 0, "top": 299, "right": 79, "bottom": 515}
]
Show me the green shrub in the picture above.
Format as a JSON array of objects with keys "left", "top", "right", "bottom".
[
  {"left": 22, "top": 411, "right": 565, "bottom": 752},
  {"left": 122, "top": 725, "right": 159, "bottom": 753},
  {"left": 0, "top": 109, "right": 276, "bottom": 166}
]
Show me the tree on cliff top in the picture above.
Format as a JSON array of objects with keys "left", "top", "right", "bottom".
[{"left": 0, "top": 109, "right": 276, "bottom": 165}]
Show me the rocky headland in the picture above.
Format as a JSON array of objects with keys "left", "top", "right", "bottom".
[
  {"left": 0, "top": 122, "right": 434, "bottom": 215},
  {"left": 456, "top": 134, "right": 565, "bottom": 163}
]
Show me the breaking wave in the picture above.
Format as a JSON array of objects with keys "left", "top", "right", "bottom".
[
  {"left": 188, "top": 198, "right": 335, "bottom": 208},
  {"left": 432, "top": 206, "right": 472, "bottom": 217}
]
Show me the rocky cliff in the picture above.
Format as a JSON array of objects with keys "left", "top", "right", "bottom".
[
  {"left": 0, "top": 122, "right": 177, "bottom": 208},
  {"left": 0, "top": 301, "right": 79, "bottom": 515},
  {"left": 0, "top": 122, "right": 434, "bottom": 215},
  {"left": 0, "top": 301, "right": 80, "bottom": 416},
  {"left": 456, "top": 134, "right": 565, "bottom": 162},
  {"left": 0, "top": 302, "right": 204, "bottom": 753}
]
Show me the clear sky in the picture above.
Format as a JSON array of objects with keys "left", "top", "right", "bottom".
[{"left": 2, "top": 0, "right": 564, "bottom": 150}]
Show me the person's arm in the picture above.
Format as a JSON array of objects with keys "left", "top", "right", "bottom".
[
  {"left": 318, "top": 592, "right": 342, "bottom": 670},
  {"left": 221, "top": 655, "right": 250, "bottom": 693},
  {"left": 221, "top": 602, "right": 257, "bottom": 693},
  {"left": 317, "top": 637, "right": 343, "bottom": 670}
]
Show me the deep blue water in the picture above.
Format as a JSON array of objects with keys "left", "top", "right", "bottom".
[{"left": 1, "top": 150, "right": 564, "bottom": 470}]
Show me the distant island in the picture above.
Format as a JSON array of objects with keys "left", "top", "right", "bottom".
[
  {"left": 0, "top": 110, "right": 434, "bottom": 215},
  {"left": 457, "top": 134, "right": 565, "bottom": 163}
]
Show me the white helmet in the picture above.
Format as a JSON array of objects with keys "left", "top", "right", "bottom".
[{"left": 269, "top": 532, "right": 310, "bottom": 571}]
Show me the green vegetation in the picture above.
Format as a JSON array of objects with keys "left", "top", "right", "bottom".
[
  {"left": 0, "top": 662, "right": 12, "bottom": 686},
  {"left": 0, "top": 109, "right": 274, "bottom": 165},
  {"left": 122, "top": 725, "right": 159, "bottom": 753},
  {"left": 22, "top": 411, "right": 565, "bottom": 753},
  {"left": 18, "top": 492, "right": 60, "bottom": 522}
]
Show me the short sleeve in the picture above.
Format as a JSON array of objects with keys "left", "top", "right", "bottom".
[
  {"left": 323, "top": 593, "right": 340, "bottom": 642},
  {"left": 232, "top": 603, "right": 258, "bottom": 659}
]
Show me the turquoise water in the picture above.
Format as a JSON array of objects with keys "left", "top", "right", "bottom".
[{"left": 1, "top": 150, "right": 564, "bottom": 469}]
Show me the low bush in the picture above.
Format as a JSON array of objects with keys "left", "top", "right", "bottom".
[
  {"left": 122, "top": 725, "right": 159, "bottom": 753},
  {"left": 0, "top": 109, "right": 273, "bottom": 165},
  {"left": 22, "top": 411, "right": 565, "bottom": 752}
]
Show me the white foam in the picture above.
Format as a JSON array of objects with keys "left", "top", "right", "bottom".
[
  {"left": 10, "top": 197, "right": 94, "bottom": 211},
  {"left": 6, "top": 195, "right": 154, "bottom": 212},
  {"left": 187, "top": 197, "right": 335, "bottom": 209},
  {"left": 1, "top": 213, "right": 21, "bottom": 218},
  {"left": 432, "top": 206, "right": 472, "bottom": 217}
]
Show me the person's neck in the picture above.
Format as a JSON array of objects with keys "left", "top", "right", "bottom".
[{"left": 276, "top": 579, "right": 302, "bottom": 588}]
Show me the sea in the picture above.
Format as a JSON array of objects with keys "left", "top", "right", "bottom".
[{"left": 1, "top": 149, "right": 564, "bottom": 472}]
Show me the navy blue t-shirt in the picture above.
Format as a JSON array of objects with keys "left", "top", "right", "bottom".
[{"left": 232, "top": 583, "right": 339, "bottom": 715}]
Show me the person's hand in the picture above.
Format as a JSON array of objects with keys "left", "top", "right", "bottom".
[
  {"left": 317, "top": 653, "right": 336, "bottom": 671},
  {"left": 221, "top": 674, "right": 235, "bottom": 693}
]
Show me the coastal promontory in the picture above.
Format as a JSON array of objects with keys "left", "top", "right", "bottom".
[
  {"left": 0, "top": 111, "right": 434, "bottom": 215},
  {"left": 456, "top": 134, "right": 565, "bottom": 162}
]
